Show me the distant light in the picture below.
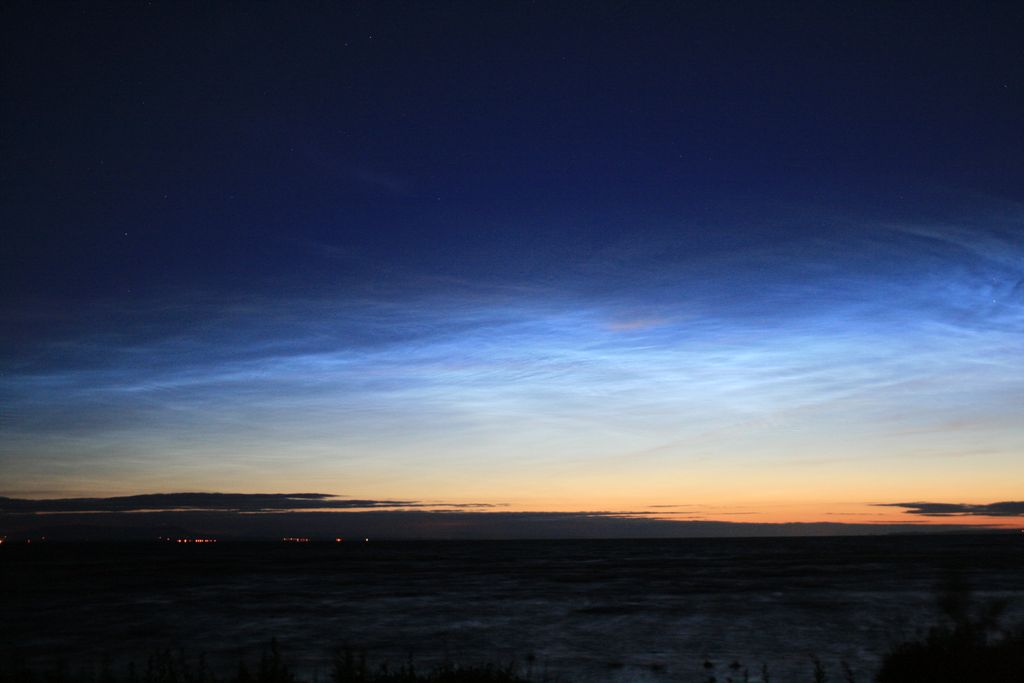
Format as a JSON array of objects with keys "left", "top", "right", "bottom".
[
  {"left": 335, "top": 537, "right": 343, "bottom": 543},
  {"left": 364, "top": 538, "right": 369, "bottom": 543}
]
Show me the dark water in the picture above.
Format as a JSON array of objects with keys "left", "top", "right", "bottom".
[{"left": 3, "top": 535, "right": 1023, "bottom": 682}]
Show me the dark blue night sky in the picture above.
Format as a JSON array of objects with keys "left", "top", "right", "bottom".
[{"left": 2, "top": 2, "right": 1022, "bottom": 529}]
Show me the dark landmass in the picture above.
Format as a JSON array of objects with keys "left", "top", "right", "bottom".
[
  {"left": 2, "top": 535, "right": 1022, "bottom": 683},
  {"left": 1, "top": 511, "right": 1011, "bottom": 542}
]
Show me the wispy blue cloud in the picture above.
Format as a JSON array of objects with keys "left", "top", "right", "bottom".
[{"left": 2, "top": 217, "right": 1022, "bottom": 505}]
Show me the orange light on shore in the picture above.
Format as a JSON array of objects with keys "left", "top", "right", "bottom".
[{"left": 335, "top": 537, "right": 343, "bottom": 542}]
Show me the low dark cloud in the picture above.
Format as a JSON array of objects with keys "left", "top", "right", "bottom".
[
  {"left": 2, "top": 494, "right": 1018, "bottom": 540},
  {"left": 0, "top": 493, "right": 1011, "bottom": 540},
  {"left": 0, "top": 492, "right": 447, "bottom": 514},
  {"left": 880, "top": 501, "right": 1024, "bottom": 517}
]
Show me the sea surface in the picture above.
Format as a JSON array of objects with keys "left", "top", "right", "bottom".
[{"left": 3, "top": 535, "right": 1023, "bottom": 682}]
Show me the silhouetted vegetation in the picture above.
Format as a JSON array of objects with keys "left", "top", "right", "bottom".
[
  {"left": 0, "top": 644, "right": 538, "bottom": 683},
  {"left": 697, "top": 656, "right": 860, "bottom": 683},
  {"left": 331, "top": 649, "right": 537, "bottom": 683},
  {"left": 875, "top": 576, "right": 1024, "bottom": 683}
]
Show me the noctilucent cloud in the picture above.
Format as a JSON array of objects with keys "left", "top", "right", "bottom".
[{"left": 2, "top": 3, "right": 1022, "bottom": 530}]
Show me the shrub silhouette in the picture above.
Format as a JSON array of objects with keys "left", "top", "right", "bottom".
[
  {"left": 876, "top": 576, "right": 1024, "bottom": 683},
  {"left": 331, "top": 648, "right": 535, "bottom": 683}
]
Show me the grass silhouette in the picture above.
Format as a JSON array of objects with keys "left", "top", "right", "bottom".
[
  {"left": 0, "top": 643, "right": 538, "bottom": 683},
  {"left": 875, "top": 576, "right": 1024, "bottom": 683}
]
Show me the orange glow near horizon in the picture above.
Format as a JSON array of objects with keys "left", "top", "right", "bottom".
[{"left": 2, "top": 487, "right": 1020, "bottom": 533}]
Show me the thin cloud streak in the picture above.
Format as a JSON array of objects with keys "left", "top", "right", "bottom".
[
  {"left": 0, "top": 493, "right": 400, "bottom": 513},
  {"left": 880, "top": 501, "right": 1024, "bottom": 517}
]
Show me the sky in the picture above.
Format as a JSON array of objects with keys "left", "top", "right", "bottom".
[{"left": 2, "top": 2, "right": 1022, "bottom": 536}]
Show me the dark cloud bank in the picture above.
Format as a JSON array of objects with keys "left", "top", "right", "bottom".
[
  {"left": 879, "top": 501, "right": 1024, "bottom": 517},
  {"left": 1, "top": 494, "right": 1018, "bottom": 541},
  {"left": 0, "top": 492, "right": 420, "bottom": 513}
]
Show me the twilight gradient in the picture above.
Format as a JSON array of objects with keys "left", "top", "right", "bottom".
[{"left": 3, "top": 219, "right": 1021, "bottom": 524}]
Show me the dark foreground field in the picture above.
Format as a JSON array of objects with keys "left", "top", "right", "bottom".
[{"left": 2, "top": 535, "right": 1023, "bottom": 682}]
